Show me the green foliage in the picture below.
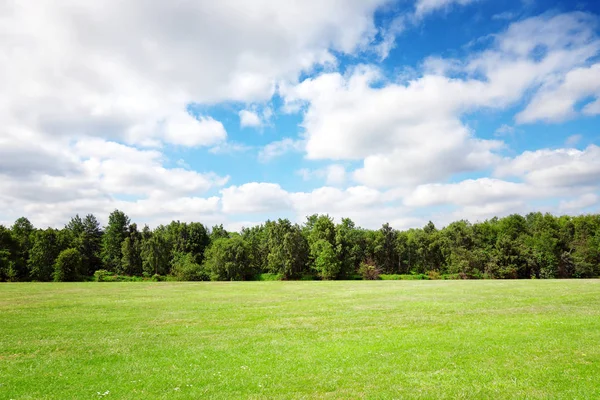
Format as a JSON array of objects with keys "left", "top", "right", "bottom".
[
  {"left": 203, "top": 236, "right": 253, "bottom": 281},
  {"left": 101, "top": 210, "right": 130, "bottom": 272},
  {"left": 7, "top": 210, "right": 600, "bottom": 281},
  {"left": 380, "top": 274, "right": 430, "bottom": 280},
  {"left": 93, "top": 269, "right": 111, "bottom": 282},
  {"left": 255, "top": 273, "right": 283, "bottom": 281},
  {"left": 53, "top": 248, "right": 83, "bottom": 282},
  {"left": 0, "top": 225, "right": 18, "bottom": 282},
  {"left": 170, "top": 252, "right": 207, "bottom": 281},
  {"left": 265, "top": 219, "right": 308, "bottom": 279},
  {"left": 11, "top": 217, "right": 35, "bottom": 280},
  {"left": 141, "top": 227, "right": 171, "bottom": 275},
  {"left": 28, "top": 228, "right": 63, "bottom": 281},
  {"left": 312, "top": 239, "right": 340, "bottom": 280},
  {"left": 359, "top": 260, "right": 380, "bottom": 280},
  {"left": 121, "top": 223, "right": 142, "bottom": 275}
]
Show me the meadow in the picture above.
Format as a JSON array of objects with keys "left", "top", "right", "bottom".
[{"left": 1, "top": 280, "right": 599, "bottom": 399}]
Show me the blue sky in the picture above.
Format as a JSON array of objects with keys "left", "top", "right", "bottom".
[{"left": 1, "top": 0, "right": 599, "bottom": 230}]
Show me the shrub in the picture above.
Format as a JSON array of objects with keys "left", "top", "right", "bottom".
[
  {"left": 152, "top": 274, "right": 163, "bottom": 282},
  {"left": 427, "top": 270, "right": 441, "bottom": 280},
  {"left": 53, "top": 248, "right": 83, "bottom": 282},
  {"left": 94, "top": 269, "right": 111, "bottom": 282},
  {"left": 170, "top": 252, "right": 207, "bottom": 281},
  {"left": 256, "top": 273, "right": 282, "bottom": 281},
  {"left": 380, "top": 274, "right": 430, "bottom": 280},
  {"left": 359, "top": 261, "right": 381, "bottom": 280}
]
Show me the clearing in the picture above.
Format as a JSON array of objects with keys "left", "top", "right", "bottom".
[{"left": 0, "top": 280, "right": 599, "bottom": 399}]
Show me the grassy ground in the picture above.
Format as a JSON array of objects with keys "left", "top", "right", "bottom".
[{"left": 0, "top": 281, "right": 599, "bottom": 399}]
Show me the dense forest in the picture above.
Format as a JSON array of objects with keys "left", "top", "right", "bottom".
[{"left": 1, "top": 211, "right": 599, "bottom": 282}]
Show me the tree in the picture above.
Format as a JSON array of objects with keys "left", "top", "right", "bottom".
[
  {"left": 335, "top": 218, "right": 365, "bottom": 278},
  {"left": 373, "top": 223, "right": 398, "bottom": 274},
  {"left": 203, "top": 236, "right": 252, "bottom": 281},
  {"left": 266, "top": 219, "right": 308, "bottom": 279},
  {"left": 171, "top": 252, "right": 205, "bottom": 281},
  {"left": 121, "top": 223, "right": 142, "bottom": 275},
  {"left": 11, "top": 217, "right": 35, "bottom": 280},
  {"left": 210, "top": 224, "right": 229, "bottom": 241},
  {"left": 28, "top": 228, "right": 63, "bottom": 281},
  {"left": 304, "top": 214, "right": 338, "bottom": 278},
  {"left": 141, "top": 227, "right": 171, "bottom": 275},
  {"left": 101, "top": 210, "right": 130, "bottom": 272},
  {"left": 65, "top": 214, "right": 103, "bottom": 276},
  {"left": 54, "top": 248, "right": 83, "bottom": 282},
  {"left": 312, "top": 239, "right": 340, "bottom": 280},
  {"left": 81, "top": 214, "right": 103, "bottom": 274},
  {"left": 0, "top": 225, "right": 17, "bottom": 282}
]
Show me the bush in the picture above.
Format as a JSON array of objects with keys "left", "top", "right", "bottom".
[
  {"left": 170, "top": 252, "right": 207, "bottom": 281},
  {"left": 256, "top": 273, "right": 282, "bottom": 281},
  {"left": 380, "top": 274, "right": 430, "bottom": 280},
  {"left": 427, "top": 270, "right": 441, "bottom": 280},
  {"left": 152, "top": 274, "right": 164, "bottom": 282},
  {"left": 94, "top": 269, "right": 111, "bottom": 282},
  {"left": 53, "top": 248, "right": 83, "bottom": 282},
  {"left": 359, "top": 261, "right": 380, "bottom": 280}
]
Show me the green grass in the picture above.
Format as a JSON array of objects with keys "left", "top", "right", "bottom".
[{"left": 1, "top": 281, "right": 599, "bottom": 399}]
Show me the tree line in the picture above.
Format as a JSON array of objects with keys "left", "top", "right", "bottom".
[{"left": 0, "top": 210, "right": 599, "bottom": 282}]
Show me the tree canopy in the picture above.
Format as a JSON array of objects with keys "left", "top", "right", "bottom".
[{"left": 0, "top": 211, "right": 599, "bottom": 281}]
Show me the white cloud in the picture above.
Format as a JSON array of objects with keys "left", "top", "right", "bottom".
[
  {"left": 1, "top": 5, "right": 600, "bottom": 231},
  {"left": 209, "top": 141, "right": 253, "bottom": 155},
  {"left": 239, "top": 110, "right": 262, "bottom": 128},
  {"left": 495, "top": 124, "right": 516, "bottom": 136},
  {"left": 221, "top": 183, "right": 292, "bottom": 214},
  {"left": 404, "top": 178, "right": 536, "bottom": 207},
  {"left": 296, "top": 164, "right": 347, "bottom": 186},
  {"left": 284, "top": 67, "right": 503, "bottom": 187},
  {"left": 282, "top": 12, "right": 599, "bottom": 189},
  {"left": 516, "top": 64, "right": 600, "bottom": 123},
  {"left": 0, "top": 0, "right": 391, "bottom": 149},
  {"left": 565, "top": 134, "right": 583, "bottom": 147},
  {"left": 559, "top": 194, "right": 599, "bottom": 212},
  {"left": 0, "top": 137, "right": 228, "bottom": 228},
  {"left": 163, "top": 113, "right": 227, "bottom": 147},
  {"left": 495, "top": 145, "right": 600, "bottom": 188},
  {"left": 258, "top": 138, "right": 304, "bottom": 162},
  {"left": 415, "top": 0, "right": 480, "bottom": 18}
]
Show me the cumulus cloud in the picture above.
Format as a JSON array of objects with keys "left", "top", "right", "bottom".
[
  {"left": 403, "top": 178, "right": 536, "bottom": 207},
  {"left": 0, "top": 137, "right": 228, "bottom": 228},
  {"left": 1, "top": 4, "right": 599, "bottom": 231},
  {"left": 516, "top": 64, "right": 600, "bottom": 123},
  {"left": 559, "top": 194, "right": 599, "bottom": 212},
  {"left": 221, "top": 183, "right": 292, "bottom": 214},
  {"left": 239, "top": 110, "right": 262, "bottom": 128},
  {"left": 495, "top": 145, "right": 600, "bottom": 188},
  {"left": 0, "top": 0, "right": 390, "bottom": 143},
  {"left": 282, "top": 12, "right": 599, "bottom": 189}
]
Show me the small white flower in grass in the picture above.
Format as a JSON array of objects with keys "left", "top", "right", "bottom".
[{"left": 174, "top": 387, "right": 180, "bottom": 391}]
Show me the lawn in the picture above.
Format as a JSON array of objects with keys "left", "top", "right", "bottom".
[{"left": 0, "top": 281, "right": 599, "bottom": 399}]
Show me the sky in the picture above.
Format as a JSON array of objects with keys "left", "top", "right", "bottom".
[{"left": 1, "top": 0, "right": 600, "bottom": 231}]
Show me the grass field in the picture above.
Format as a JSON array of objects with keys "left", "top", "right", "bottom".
[{"left": 1, "top": 281, "right": 599, "bottom": 399}]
